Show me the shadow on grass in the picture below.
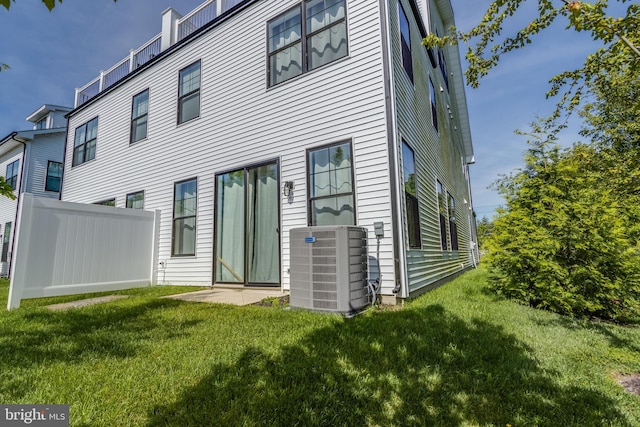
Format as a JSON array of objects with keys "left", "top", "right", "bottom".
[
  {"left": 0, "top": 298, "right": 199, "bottom": 370},
  {"left": 147, "top": 305, "right": 629, "bottom": 426}
]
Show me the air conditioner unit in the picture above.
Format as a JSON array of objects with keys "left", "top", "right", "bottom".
[{"left": 289, "top": 225, "right": 369, "bottom": 316}]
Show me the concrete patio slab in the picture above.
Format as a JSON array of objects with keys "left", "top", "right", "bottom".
[{"left": 162, "top": 288, "right": 287, "bottom": 306}]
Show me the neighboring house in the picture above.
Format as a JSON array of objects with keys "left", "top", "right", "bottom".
[
  {"left": 0, "top": 104, "right": 71, "bottom": 276},
  {"left": 61, "top": 0, "right": 478, "bottom": 299}
]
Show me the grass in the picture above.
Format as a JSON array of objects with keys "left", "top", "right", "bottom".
[{"left": 1, "top": 269, "right": 639, "bottom": 426}]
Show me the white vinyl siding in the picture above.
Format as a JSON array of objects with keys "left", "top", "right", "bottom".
[
  {"left": 61, "top": 0, "right": 395, "bottom": 292},
  {"left": 0, "top": 147, "right": 22, "bottom": 276},
  {"left": 23, "top": 131, "right": 66, "bottom": 198},
  {"left": 391, "top": 0, "right": 475, "bottom": 295}
]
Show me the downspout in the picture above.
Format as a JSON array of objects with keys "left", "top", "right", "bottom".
[
  {"left": 8, "top": 133, "right": 27, "bottom": 277},
  {"left": 59, "top": 113, "right": 72, "bottom": 201},
  {"left": 379, "top": 0, "right": 407, "bottom": 297}
]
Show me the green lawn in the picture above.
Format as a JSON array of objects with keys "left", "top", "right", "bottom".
[{"left": 1, "top": 269, "right": 639, "bottom": 426}]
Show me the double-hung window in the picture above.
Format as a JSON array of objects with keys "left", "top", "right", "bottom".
[
  {"left": 131, "top": 89, "right": 149, "bottom": 143},
  {"left": 73, "top": 117, "right": 98, "bottom": 166},
  {"left": 173, "top": 178, "right": 197, "bottom": 256},
  {"left": 268, "top": 0, "right": 348, "bottom": 87},
  {"left": 437, "top": 180, "right": 448, "bottom": 251},
  {"left": 45, "top": 161, "right": 62, "bottom": 192},
  {"left": 398, "top": 2, "right": 413, "bottom": 82},
  {"left": 402, "top": 142, "right": 421, "bottom": 248},
  {"left": 126, "top": 191, "right": 144, "bottom": 209},
  {"left": 5, "top": 160, "right": 19, "bottom": 191},
  {"left": 430, "top": 78, "right": 438, "bottom": 132},
  {"left": 308, "top": 140, "right": 355, "bottom": 226},
  {"left": 448, "top": 192, "right": 459, "bottom": 250},
  {"left": 178, "top": 61, "right": 201, "bottom": 124}
]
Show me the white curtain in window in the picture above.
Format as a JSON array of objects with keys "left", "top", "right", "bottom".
[
  {"left": 309, "top": 143, "right": 354, "bottom": 225},
  {"left": 307, "top": 0, "right": 346, "bottom": 70},
  {"left": 247, "top": 165, "right": 279, "bottom": 283},
  {"left": 216, "top": 172, "right": 245, "bottom": 283}
]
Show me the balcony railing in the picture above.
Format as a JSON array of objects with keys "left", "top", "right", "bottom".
[
  {"left": 178, "top": 1, "right": 218, "bottom": 42},
  {"left": 75, "top": 0, "right": 245, "bottom": 107}
]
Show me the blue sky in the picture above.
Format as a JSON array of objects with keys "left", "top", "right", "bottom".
[{"left": 0, "top": 0, "right": 610, "bottom": 218}]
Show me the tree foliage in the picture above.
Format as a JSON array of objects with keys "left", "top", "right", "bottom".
[
  {"left": 485, "top": 126, "right": 640, "bottom": 321},
  {"left": 476, "top": 217, "right": 494, "bottom": 250},
  {"left": 424, "top": 0, "right": 640, "bottom": 131},
  {"left": 0, "top": 177, "right": 16, "bottom": 200}
]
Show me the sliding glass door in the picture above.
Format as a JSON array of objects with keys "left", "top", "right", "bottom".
[{"left": 215, "top": 161, "right": 280, "bottom": 286}]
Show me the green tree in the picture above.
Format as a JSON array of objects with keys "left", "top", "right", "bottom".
[
  {"left": 0, "top": 177, "right": 16, "bottom": 200},
  {"left": 485, "top": 129, "right": 640, "bottom": 321},
  {"left": 425, "top": 0, "right": 640, "bottom": 130},
  {"left": 476, "top": 217, "right": 494, "bottom": 249}
]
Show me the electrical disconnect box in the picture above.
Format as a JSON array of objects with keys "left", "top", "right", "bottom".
[{"left": 289, "top": 225, "right": 369, "bottom": 316}]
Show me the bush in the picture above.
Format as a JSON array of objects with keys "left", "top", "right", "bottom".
[{"left": 485, "top": 140, "right": 640, "bottom": 322}]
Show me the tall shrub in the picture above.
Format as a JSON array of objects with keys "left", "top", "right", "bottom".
[{"left": 485, "top": 139, "right": 640, "bottom": 321}]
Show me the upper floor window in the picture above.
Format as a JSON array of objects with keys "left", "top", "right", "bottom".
[
  {"left": 126, "top": 190, "right": 145, "bottom": 209},
  {"left": 5, "top": 159, "right": 19, "bottom": 191},
  {"left": 178, "top": 61, "right": 201, "bottom": 124},
  {"left": 45, "top": 161, "right": 63, "bottom": 192},
  {"left": 398, "top": 2, "right": 413, "bottom": 82},
  {"left": 430, "top": 78, "right": 438, "bottom": 132},
  {"left": 268, "top": 0, "right": 347, "bottom": 87},
  {"left": 308, "top": 140, "right": 355, "bottom": 226},
  {"left": 73, "top": 117, "right": 98, "bottom": 166},
  {"left": 402, "top": 141, "right": 420, "bottom": 248},
  {"left": 35, "top": 117, "right": 47, "bottom": 130},
  {"left": 131, "top": 89, "right": 149, "bottom": 143}
]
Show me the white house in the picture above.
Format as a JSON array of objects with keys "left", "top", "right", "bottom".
[
  {"left": 61, "top": 0, "right": 477, "bottom": 299},
  {"left": 0, "top": 104, "right": 71, "bottom": 276}
]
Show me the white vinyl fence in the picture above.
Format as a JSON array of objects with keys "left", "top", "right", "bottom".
[{"left": 7, "top": 194, "right": 160, "bottom": 309}]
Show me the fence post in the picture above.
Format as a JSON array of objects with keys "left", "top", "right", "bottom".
[
  {"left": 7, "top": 194, "right": 34, "bottom": 310},
  {"left": 150, "top": 210, "right": 161, "bottom": 286}
]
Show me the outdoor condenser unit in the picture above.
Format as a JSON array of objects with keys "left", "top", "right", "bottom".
[{"left": 289, "top": 225, "right": 369, "bottom": 316}]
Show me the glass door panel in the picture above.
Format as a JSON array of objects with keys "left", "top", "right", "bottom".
[
  {"left": 247, "top": 163, "right": 279, "bottom": 284},
  {"left": 215, "top": 170, "right": 245, "bottom": 283},
  {"left": 215, "top": 161, "right": 280, "bottom": 286}
]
